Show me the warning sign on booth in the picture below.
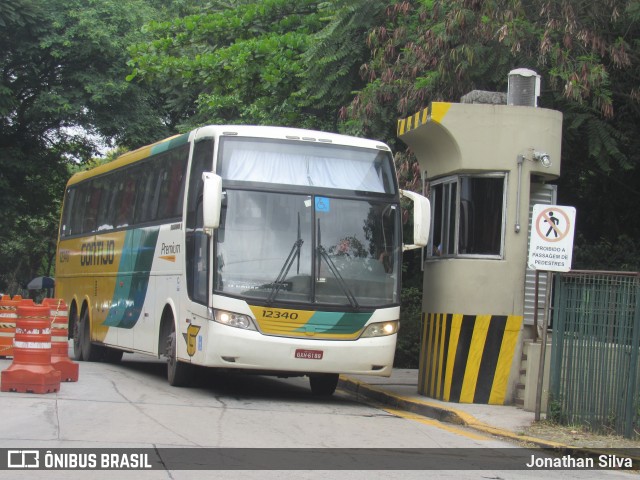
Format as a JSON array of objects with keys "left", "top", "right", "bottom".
[{"left": 527, "top": 205, "right": 576, "bottom": 272}]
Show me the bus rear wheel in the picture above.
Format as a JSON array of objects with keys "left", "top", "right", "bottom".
[
  {"left": 78, "top": 307, "right": 101, "bottom": 362},
  {"left": 71, "top": 307, "right": 83, "bottom": 361},
  {"left": 166, "top": 323, "right": 193, "bottom": 387},
  {"left": 309, "top": 373, "right": 339, "bottom": 396}
]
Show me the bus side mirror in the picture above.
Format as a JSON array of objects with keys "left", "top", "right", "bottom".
[
  {"left": 400, "top": 189, "right": 431, "bottom": 251},
  {"left": 202, "top": 172, "right": 223, "bottom": 230}
]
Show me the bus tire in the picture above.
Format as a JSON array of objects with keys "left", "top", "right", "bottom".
[
  {"left": 166, "top": 323, "right": 193, "bottom": 387},
  {"left": 309, "top": 373, "right": 339, "bottom": 396},
  {"left": 79, "top": 306, "right": 101, "bottom": 362}
]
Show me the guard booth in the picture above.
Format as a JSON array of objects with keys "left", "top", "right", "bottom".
[{"left": 398, "top": 78, "right": 563, "bottom": 405}]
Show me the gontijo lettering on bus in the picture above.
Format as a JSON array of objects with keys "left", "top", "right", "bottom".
[{"left": 80, "top": 240, "right": 115, "bottom": 266}]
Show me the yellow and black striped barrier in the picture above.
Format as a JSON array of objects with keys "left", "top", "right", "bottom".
[
  {"left": 418, "top": 313, "right": 522, "bottom": 405},
  {"left": 396, "top": 102, "right": 452, "bottom": 136}
]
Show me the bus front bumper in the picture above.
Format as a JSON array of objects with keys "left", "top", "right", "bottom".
[{"left": 197, "top": 323, "right": 396, "bottom": 377}]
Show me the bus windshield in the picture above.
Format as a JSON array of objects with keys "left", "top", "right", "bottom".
[{"left": 215, "top": 191, "right": 400, "bottom": 307}]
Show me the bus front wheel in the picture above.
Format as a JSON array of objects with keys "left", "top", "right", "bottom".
[
  {"left": 166, "top": 324, "right": 193, "bottom": 387},
  {"left": 309, "top": 373, "right": 339, "bottom": 396}
]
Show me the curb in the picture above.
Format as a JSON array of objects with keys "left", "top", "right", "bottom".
[{"left": 337, "top": 375, "right": 638, "bottom": 456}]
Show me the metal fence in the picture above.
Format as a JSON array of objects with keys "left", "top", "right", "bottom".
[{"left": 549, "top": 271, "right": 640, "bottom": 438}]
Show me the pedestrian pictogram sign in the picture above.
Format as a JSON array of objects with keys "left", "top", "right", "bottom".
[{"left": 527, "top": 204, "right": 576, "bottom": 272}]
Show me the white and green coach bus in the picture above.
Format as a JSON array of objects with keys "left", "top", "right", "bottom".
[{"left": 55, "top": 125, "right": 430, "bottom": 395}]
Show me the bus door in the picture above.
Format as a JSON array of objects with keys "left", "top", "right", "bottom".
[{"left": 184, "top": 138, "right": 215, "bottom": 362}]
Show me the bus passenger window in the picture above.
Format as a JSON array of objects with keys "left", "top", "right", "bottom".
[
  {"left": 116, "top": 177, "right": 136, "bottom": 227},
  {"left": 96, "top": 177, "right": 116, "bottom": 231},
  {"left": 133, "top": 167, "right": 159, "bottom": 224},
  {"left": 69, "top": 185, "right": 89, "bottom": 236},
  {"left": 60, "top": 188, "right": 76, "bottom": 237},
  {"left": 156, "top": 151, "right": 188, "bottom": 220},
  {"left": 83, "top": 181, "right": 102, "bottom": 233}
]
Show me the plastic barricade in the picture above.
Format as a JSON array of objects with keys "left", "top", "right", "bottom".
[
  {"left": 1, "top": 302, "right": 61, "bottom": 394},
  {"left": 42, "top": 298, "right": 78, "bottom": 382}
]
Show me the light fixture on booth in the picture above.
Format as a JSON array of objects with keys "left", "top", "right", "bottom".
[
  {"left": 514, "top": 150, "right": 552, "bottom": 233},
  {"left": 533, "top": 151, "right": 552, "bottom": 168}
]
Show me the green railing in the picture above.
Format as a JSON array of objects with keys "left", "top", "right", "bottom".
[{"left": 550, "top": 271, "right": 640, "bottom": 438}]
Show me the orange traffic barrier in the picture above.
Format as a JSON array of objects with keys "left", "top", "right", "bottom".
[
  {"left": 1, "top": 302, "right": 61, "bottom": 394},
  {"left": 0, "top": 295, "right": 20, "bottom": 358},
  {"left": 42, "top": 298, "right": 78, "bottom": 382}
]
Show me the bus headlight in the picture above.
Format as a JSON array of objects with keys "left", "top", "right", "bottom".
[
  {"left": 361, "top": 320, "right": 399, "bottom": 338},
  {"left": 214, "top": 309, "right": 256, "bottom": 331}
]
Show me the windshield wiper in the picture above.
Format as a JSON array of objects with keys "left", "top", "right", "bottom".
[
  {"left": 267, "top": 213, "right": 303, "bottom": 305},
  {"left": 316, "top": 219, "right": 359, "bottom": 310}
]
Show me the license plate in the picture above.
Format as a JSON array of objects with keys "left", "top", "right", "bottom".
[{"left": 295, "top": 349, "right": 323, "bottom": 360}]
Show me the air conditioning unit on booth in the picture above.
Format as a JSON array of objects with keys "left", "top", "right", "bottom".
[{"left": 507, "top": 68, "right": 541, "bottom": 107}]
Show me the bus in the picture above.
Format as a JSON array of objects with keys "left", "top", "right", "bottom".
[{"left": 55, "top": 125, "right": 430, "bottom": 395}]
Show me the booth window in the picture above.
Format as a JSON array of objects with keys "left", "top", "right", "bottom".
[{"left": 428, "top": 173, "right": 506, "bottom": 258}]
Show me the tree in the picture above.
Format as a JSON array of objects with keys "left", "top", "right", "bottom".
[
  {"left": 128, "top": 0, "right": 331, "bottom": 130},
  {"left": 345, "top": 0, "right": 640, "bottom": 263},
  {"left": 0, "top": 0, "right": 170, "bottom": 292},
  {"left": 128, "top": 0, "right": 396, "bottom": 132},
  {"left": 300, "top": 0, "right": 388, "bottom": 131}
]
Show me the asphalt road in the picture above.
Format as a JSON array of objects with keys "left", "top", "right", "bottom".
[{"left": 0, "top": 353, "right": 635, "bottom": 479}]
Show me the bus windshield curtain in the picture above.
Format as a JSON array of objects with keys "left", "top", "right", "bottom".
[{"left": 222, "top": 149, "right": 386, "bottom": 193}]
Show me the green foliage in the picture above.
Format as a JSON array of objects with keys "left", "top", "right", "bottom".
[
  {"left": 128, "top": 0, "right": 331, "bottom": 130},
  {"left": 0, "top": 0, "right": 39, "bottom": 28},
  {"left": 573, "top": 234, "right": 640, "bottom": 271},
  {"left": 347, "top": 0, "right": 640, "bottom": 248},
  {"left": 395, "top": 286, "right": 423, "bottom": 368},
  {"left": 345, "top": 0, "right": 517, "bottom": 143},
  {"left": 0, "top": 0, "right": 169, "bottom": 292},
  {"left": 300, "top": 0, "right": 388, "bottom": 129},
  {"left": 547, "top": 393, "right": 568, "bottom": 425}
]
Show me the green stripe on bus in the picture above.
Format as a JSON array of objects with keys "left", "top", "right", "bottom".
[
  {"left": 150, "top": 132, "right": 190, "bottom": 155},
  {"left": 103, "top": 227, "right": 160, "bottom": 328},
  {"left": 295, "top": 311, "right": 372, "bottom": 335}
]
